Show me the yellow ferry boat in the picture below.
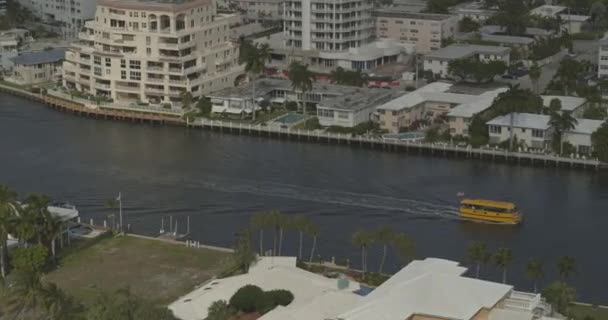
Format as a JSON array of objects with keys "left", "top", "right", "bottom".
[{"left": 459, "top": 199, "right": 522, "bottom": 225}]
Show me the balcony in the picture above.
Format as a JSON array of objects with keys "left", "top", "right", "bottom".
[
  {"left": 147, "top": 66, "right": 164, "bottom": 72},
  {"left": 115, "top": 85, "right": 140, "bottom": 93},
  {"left": 145, "top": 87, "right": 165, "bottom": 94},
  {"left": 146, "top": 77, "right": 165, "bottom": 83},
  {"left": 95, "top": 82, "right": 111, "bottom": 89}
]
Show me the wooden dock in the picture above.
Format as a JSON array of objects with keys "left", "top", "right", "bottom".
[{"left": 2, "top": 83, "right": 605, "bottom": 171}]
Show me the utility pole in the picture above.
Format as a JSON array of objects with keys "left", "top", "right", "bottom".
[{"left": 117, "top": 192, "right": 123, "bottom": 233}]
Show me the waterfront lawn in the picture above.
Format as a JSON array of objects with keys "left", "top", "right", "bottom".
[
  {"left": 45, "top": 235, "right": 232, "bottom": 305},
  {"left": 570, "top": 304, "right": 608, "bottom": 320}
]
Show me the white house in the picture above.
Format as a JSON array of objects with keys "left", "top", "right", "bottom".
[
  {"left": 562, "top": 119, "right": 604, "bottom": 155},
  {"left": 530, "top": 5, "right": 590, "bottom": 34},
  {"left": 317, "top": 89, "right": 404, "bottom": 128},
  {"left": 446, "top": 88, "right": 508, "bottom": 137},
  {"left": 423, "top": 44, "right": 511, "bottom": 78},
  {"left": 541, "top": 95, "right": 587, "bottom": 116},
  {"left": 487, "top": 113, "right": 551, "bottom": 149}
]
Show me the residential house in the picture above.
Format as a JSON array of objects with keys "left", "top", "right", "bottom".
[
  {"left": 562, "top": 119, "right": 604, "bottom": 155},
  {"left": 530, "top": 5, "right": 590, "bottom": 34},
  {"left": 450, "top": 1, "right": 497, "bottom": 23},
  {"left": 17, "top": 0, "right": 97, "bottom": 39},
  {"left": 373, "top": 10, "right": 458, "bottom": 54},
  {"left": 486, "top": 113, "right": 551, "bottom": 149},
  {"left": 317, "top": 88, "right": 404, "bottom": 127},
  {"left": 9, "top": 48, "right": 66, "bottom": 85},
  {"left": 423, "top": 44, "right": 510, "bottom": 78},
  {"left": 541, "top": 95, "right": 587, "bottom": 116},
  {"left": 446, "top": 88, "right": 508, "bottom": 137}
]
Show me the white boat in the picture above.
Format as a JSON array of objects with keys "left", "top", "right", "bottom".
[{"left": 48, "top": 202, "right": 80, "bottom": 223}]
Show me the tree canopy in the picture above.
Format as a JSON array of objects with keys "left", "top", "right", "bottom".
[
  {"left": 448, "top": 59, "right": 507, "bottom": 83},
  {"left": 330, "top": 67, "right": 367, "bottom": 87},
  {"left": 591, "top": 120, "right": 608, "bottom": 161}
]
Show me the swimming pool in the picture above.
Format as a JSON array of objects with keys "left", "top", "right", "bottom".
[
  {"left": 382, "top": 132, "right": 425, "bottom": 142},
  {"left": 274, "top": 113, "right": 306, "bottom": 124}
]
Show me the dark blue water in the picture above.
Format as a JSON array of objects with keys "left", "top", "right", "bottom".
[{"left": 1, "top": 93, "right": 607, "bottom": 303}]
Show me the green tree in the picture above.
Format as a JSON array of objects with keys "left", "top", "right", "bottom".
[
  {"left": 290, "top": 215, "right": 310, "bottom": 261},
  {"left": 233, "top": 229, "right": 257, "bottom": 273},
  {"left": 266, "top": 210, "right": 286, "bottom": 256},
  {"left": 11, "top": 245, "right": 49, "bottom": 274},
  {"left": 590, "top": 1, "right": 607, "bottom": 31},
  {"left": 583, "top": 105, "right": 607, "bottom": 120},
  {"left": 207, "top": 300, "right": 233, "bottom": 320},
  {"left": 288, "top": 61, "right": 314, "bottom": 115},
  {"left": 229, "top": 285, "right": 264, "bottom": 313},
  {"left": 459, "top": 17, "right": 480, "bottom": 32},
  {"left": 549, "top": 110, "right": 578, "bottom": 155},
  {"left": 42, "top": 282, "right": 81, "bottom": 320},
  {"left": 525, "top": 258, "right": 544, "bottom": 293},
  {"left": 196, "top": 96, "right": 212, "bottom": 116},
  {"left": 305, "top": 221, "right": 319, "bottom": 263},
  {"left": 425, "top": 0, "right": 450, "bottom": 13},
  {"left": 0, "top": 185, "right": 17, "bottom": 278},
  {"left": 467, "top": 241, "right": 488, "bottom": 278},
  {"left": 391, "top": 232, "right": 414, "bottom": 267},
  {"left": 556, "top": 58, "right": 583, "bottom": 95},
  {"left": 11, "top": 269, "right": 46, "bottom": 317},
  {"left": 41, "top": 212, "right": 63, "bottom": 258},
  {"left": 529, "top": 63, "right": 541, "bottom": 94},
  {"left": 180, "top": 92, "right": 193, "bottom": 109},
  {"left": 330, "top": 67, "right": 366, "bottom": 87},
  {"left": 352, "top": 230, "right": 374, "bottom": 279},
  {"left": 251, "top": 212, "right": 269, "bottom": 256},
  {"left": 374, "top": 226, "right": 394, "bottom": 274},
  {"left": 543, "top": 281, "right": 576, "bottom": 316},
  {"left": 591, "top": 120, "right": 608, "bottom": 161},
  {"left": 557, "top": 255, "right": 576, "bottom": 283},
  {"left": 88, "top": 287, "right": 177, "bottom": 320},
  {"left": 243, "top": 42, "right": 270, "bottom": 120},
  {"left": 493, "top": 247, "right": 513, "bottom": 284},
  {"left": 494, "top": 0, "right": 528, "bottom": 35}
]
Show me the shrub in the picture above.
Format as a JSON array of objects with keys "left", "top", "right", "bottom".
[
  {"left": 255, "top": 292, "right": 276, "bottom": 314},
  {"left": 229, "top": 285, "right": 264, "bottom": 313},
  {"left": 267, "top": 289, "right": 294, "bottom": 306}
]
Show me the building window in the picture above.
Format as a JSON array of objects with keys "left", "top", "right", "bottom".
[
  {"left": 129, "top": 60, "right": 141, "bottom": 69},
  {"left": 146, "top": 48, "right": 151, "bottom": 55},
  {"left": 94, "top": 56, "right": 101, "bottom": 65},
  {"left": 489, "top": 125, "right": 501, "bottom": 134},
  {"left": 532, "top": 129, "right": 544, "bottom": 138},
  {"left": 130, "top": 71, "right": 141, "bottom": 80},
  {"left": 318, "top": 109, "right": 334, "bottom": 118},
  {"left": 337, "top": 111, "right": 349, "bottom": 119},
  {"left": 94, "top": 66, "right": 102, "bottom": 76},
  {"left": 105, "top": 58, "right": 111, "bottom": 67},
  {"left": 120, "top": 59, "right": 126, "bottom": 68},
  {"left": 121, "top": 70, "right": 126, "bottom": 79}
]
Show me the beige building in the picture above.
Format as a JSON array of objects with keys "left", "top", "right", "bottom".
[
  {"left": 235, "top": 0, "right": 283, "bottom": 22},
  {"left": 374, "top": 10, "right": 458, "bottom": 54},
  {"left": 63, "top": 0, "right": 244, "bottom": 107},
  {"left": 9, "top": 48, "right": 66, "bottom": 85},
  {"left": 423, "top": 44, "right": 511, "bottom": 79}
]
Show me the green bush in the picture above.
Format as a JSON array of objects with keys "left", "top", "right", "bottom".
[
  {"left": 255, "top": 292, "right": 276, "bottom": 314},
  {"left": 229, "top": 285, "right": 264, "bottom": 313},
  {"left": 267, "top": 289, "right": 294, "bottom": 306}
]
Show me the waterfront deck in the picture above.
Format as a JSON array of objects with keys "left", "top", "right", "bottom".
[{"left": 1, "top": 83, "right": 604, "bottom": 171}]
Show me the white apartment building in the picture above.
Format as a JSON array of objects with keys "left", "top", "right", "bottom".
[
  {"left": 0, "top": 0, "right": 6, "bottom": 16},
  {"left": 374, "top": 10, "right": 457, "bottom": 54},
  {"left": 451, "top": 1, "right": 496, "bottom": 23},
  {"left": 17, "top": 0, "right": 96, "bottom": 39},
  {"left": 423, "top": 44, "right": 510, "bottom": 78},
  {"left": 63, "top": 0, "right": 243, "bottom": 108},
  {"left": 599, "top": 38, "right": 608, "bottom": 79},
  {"left": 284, "top": 0, "right": 374, "bottom": 52}
]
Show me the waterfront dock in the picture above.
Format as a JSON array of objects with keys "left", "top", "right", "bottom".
[{"left": 1, "top": 83, "right": 605, "bottom": 171}]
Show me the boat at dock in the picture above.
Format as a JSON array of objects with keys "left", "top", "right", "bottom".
[{"left": 459, "top": 199, "right": 522, "bottom": 225}]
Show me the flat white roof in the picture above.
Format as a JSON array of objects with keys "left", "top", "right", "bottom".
[
  {"left": 337, "top": 258, "right": 512, "bottom": 320},
  {"left": 377, "top": 82, "right": 479, "bottom": 111},
  {"left": 424, "top": 44, "right": 510, "bottom": 61},
  {"left": 559, "top": 14, "right": 591, "bottom": 22},
  {"left": 486, "top": 113, "right": 551, "bottom": 130},
  {"left": 568, "top": 118, "right": 604, "bottom": 135},
  {"left": 447, "top": 88, "right": 508, "bottom": 118},
  {"left": 169, "top": 257, "right": 362, "bottom": 320},
  {"left": 541, "top": 95, "right": 586, "bottom": 112},
  {"left": 530, "top": 5, "right": 566, "bottom": 17}
]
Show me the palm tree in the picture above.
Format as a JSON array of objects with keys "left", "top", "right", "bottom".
[
  {"left": 267, "top": 210, "right": 286, "bottom": 256},
  {"left": 467, "top": 241, "right": 488, "bottom": 278},
  {"left": 250, "top": 212, "right": 269, "bottom": 256},
  {"left": 529, "top": 62, "right": 541, "bottom": 94},
  {"left": 525, "top": 258, "right": 544, "bottom": 293},
  {"left": 495, "top": 84, "right": 530, "bottom": 150},
  {"left": 233, "top": 229, "right": 257, "bottom": 273},
  {"left": 0, "top": 185, "right": 17, "bottom": 279},
  {"left": 352, "top": 230, "right": 374, "bottom": 279},
  {"left": 549, "top": 109, "right": 578, "bottom": 155},
  {"left": 557, "top": 256, "right": 576, "bottom": 283},
  {"left": 305, "top": 221, "right": 319, "bottom": 263},
  {"left": 374, "top": 226, "right": 394, "bottom": 274},
  {"left": 288, "top": 61, "right": 314, "bottom": 115},
  {"left": 105, "top": 198, "right": 119, "bottom": 231},
  {"left": 41, "top": 212, "right": 63, "bottom": 258},
  {"left": 290, "top": 215, "right": 310, "bottom": 261},
  {"left": 13, "top": 204, "right": 38, "bottom": 248},
  {"left": 391, "top": 232, "right": 415, "bottom": 267},
  {"left": 243, "top": 42, "right": 270, "bottom": 120},
  {"left": 493, "top": 247, "right": 513, "bottom": 284},
  {"left": 180, "top": 91, "right": 193, "bottom": 110}
]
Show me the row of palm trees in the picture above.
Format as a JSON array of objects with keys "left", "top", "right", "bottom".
[
  {"left": 0, "top": 185, "right": 66, "bottom": 279},
  {"left": 467, "top": 241, "right": 577, "bottom": 292},
  {"left": 250, "top": 211, "right": 319, "bottom": 262},
  {"left": 351, "top": 227, "right": 415, "bottom": 279}
]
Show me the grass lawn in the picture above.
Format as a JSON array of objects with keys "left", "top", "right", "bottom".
[
  {"left": 570, "top": 304, "right": 608, "bottom": 320},
  {"left": 45, "top": 235, "right": 232, "bottom": 305}
]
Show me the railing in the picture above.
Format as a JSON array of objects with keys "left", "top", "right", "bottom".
[
  {"left": 115, "top": 85, "right": 140, "bottom": 92},
  {"left": 146, "top": 78, "right": 165, "bottom": 83},
  {"left": 147, "top": 66, "right": 164, "bottom": 72},
  {"left": 95, "top": 83, "right": 111, "bottom": 89}
]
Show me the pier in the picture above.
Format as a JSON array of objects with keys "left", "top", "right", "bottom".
[{"left": 1, "top": 83, "right": 605, "bottom": 171}]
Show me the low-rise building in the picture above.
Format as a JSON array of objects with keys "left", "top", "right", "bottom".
[
  {"left": 373, "top": 10, "right": 458, "bottom": 54},
  {"left": 563, "top": 119, "right": 604, "bottom": 155},
  {"left": 0, "top": 29, "right": 34, "bottom": 72},
  {"left": 17, "top": 0, "right": 97, "bottom": 39},
  {"left": 487, "top": 113, "right": 551, "bottom": 149},
  {"left": 317, "top": 89, "right": 404, "bottom": 127},
  {"left": 541, "top": 95, "right": 587, "bottom": 116},
  {"left": 423, "top": 44, "right": 510, "bottom": 78},
  {"left": 598, "top": 38, "right": 608, "bottom": 79},
  {"left": 446, "top": 88, "right": 508, "bottom": 137},
  {"left": 235, "top": 0, "right": 283, "bottom": 22},
  {"left": 170, "top": 256, "right": 559, "bottom": 320},
  {"left": 451, "top": 1, "right": 497, "bottom": 23},
  {"left": 8, "top": 48, "right": 66, "bottom": 85},
  {"left": 530, "top": 5, "right": 590, "bottom": 34}
]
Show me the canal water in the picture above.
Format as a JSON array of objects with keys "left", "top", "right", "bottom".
[{"left": 1, "top": 93, "right": 607, "bottom": 303}]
